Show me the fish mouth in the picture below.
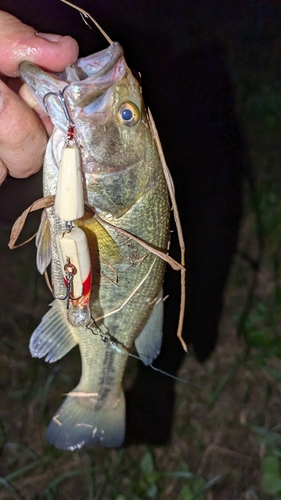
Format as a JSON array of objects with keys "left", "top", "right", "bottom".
[
  {"left": 65, "top": 42, "right": 126, "bottom": 108},
  {"left": 63, "top": 42, "right": 124, "bottom": 81},
  {"left": 19, "top": 42, "right": 126, "bottom": 129},
  {"left": 19, "top": 41, "right": 124, "bottom": 90}
]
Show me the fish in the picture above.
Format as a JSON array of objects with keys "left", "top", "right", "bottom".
[{"left": 19, "top": 41, "right": 170, "bottom": 450}]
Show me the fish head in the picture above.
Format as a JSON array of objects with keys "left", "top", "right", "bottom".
[{"left": 19, "top": 43, "right": 156, "bottom": 217}]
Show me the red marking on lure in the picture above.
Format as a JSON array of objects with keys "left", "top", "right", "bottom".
[
  {"left": 67, "top": 125, "right": 75, "bottom": 141},
  {"left": 63, "top": 269, "right": 92, "bottom": 301},
  {"left": 81, "top": 270, "right": 92, "bottom": 296}
]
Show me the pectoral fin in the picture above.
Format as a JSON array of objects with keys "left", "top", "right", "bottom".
[
  {"left": 75, "top": 216, "right": 121, "bottom": 264},
  {"left": 134, "top": 291, "right": 164, "bottom": 366},
  {"left": 30, "top": 301, "right": 79, "bottom": 362}
]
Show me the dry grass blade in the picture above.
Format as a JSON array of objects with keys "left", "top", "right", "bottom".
[
  {"left": 95, "top": 258, "right": 157, "bottom": 322},
  {"left": 147, "top": 109, "right": 185, "bottom": 263},
  {"left": 147, "top": 109, "right": 187, "bottom": 351},
  {"left": 9, "top": 196, "right": 183, "bottom": 271},
  {"left": 60, "top": 0, "right": 113, "bottom": 44},
  {"left": 8, "top": 196, "right": 55, "bottom": 250},
  {"left": 93, "top": 211, "right": 184, "bottom": 272}
]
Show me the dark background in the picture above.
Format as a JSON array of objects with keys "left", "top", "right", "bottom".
[
  {"left": 0, "top": 1, "right": 281, "bottom": 498},
  {"left": 0, "top": 0, "right": 247, "bottom": 362}
]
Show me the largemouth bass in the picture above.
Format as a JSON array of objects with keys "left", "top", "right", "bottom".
[{"left": 19, "top": 41, "right": 170, "bottom": 450}]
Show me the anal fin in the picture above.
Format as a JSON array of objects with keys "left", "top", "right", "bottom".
[{"left": 134, "top": 290, "right": 164, "bottom": 365}]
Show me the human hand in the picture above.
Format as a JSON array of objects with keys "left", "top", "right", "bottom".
[{"left": 0, "top": 11, "right": 78, "bottom": 186}]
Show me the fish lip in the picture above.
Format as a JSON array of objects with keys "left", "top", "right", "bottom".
[
  {"left": 19, "top": 60, "right": 67, "bottom": 92},
  {"left": 18, "top": 42, "right": 125, "bottom": 96},
  {"left": 64, "top": 42, "right": 126, "bottom": 109},
  {"left": 73, "top": 42, "right": 124, "bottom": 81}
]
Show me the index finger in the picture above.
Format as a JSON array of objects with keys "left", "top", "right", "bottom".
[{"left": 0, "top": 11, "right": 79, "bottom": 77}]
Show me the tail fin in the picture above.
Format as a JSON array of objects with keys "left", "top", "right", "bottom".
[{"left": 46, "top": 390, "right": 125, "bottom": 449}]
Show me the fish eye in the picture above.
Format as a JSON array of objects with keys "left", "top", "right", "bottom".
[{"left": 118, "top": 102, "right": 140, "bottom": 127}]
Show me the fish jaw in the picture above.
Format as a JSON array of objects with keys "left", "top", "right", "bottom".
[{"left": 19, "top": 42, "right": 126, "bottom": 134}]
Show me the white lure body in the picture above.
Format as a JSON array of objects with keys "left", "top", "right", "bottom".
[{"left": 54, "top": 144, "right": 84, "bottom": 221}]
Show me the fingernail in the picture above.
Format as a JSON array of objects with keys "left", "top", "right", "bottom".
[
  {"left": 20, "top": 84, "right": 39, "bottom": 110},
  {"left": 36, "top": 32, "right": 62, "bottom": 42}
]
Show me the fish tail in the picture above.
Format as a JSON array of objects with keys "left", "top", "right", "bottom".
[{"left": 46, "top": 389, "right": 125, "bottom": 450}]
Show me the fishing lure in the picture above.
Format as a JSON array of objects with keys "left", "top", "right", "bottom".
[{"left": 43, "top": 89, "right": 92, "bottom": 326}]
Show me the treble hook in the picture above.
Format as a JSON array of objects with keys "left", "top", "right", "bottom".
[
  {"left": 53, "top": 257, "right": 84, "bottom": 308},
  {"left": 43, "top": 86, "right": 75, "bottom": 128}
]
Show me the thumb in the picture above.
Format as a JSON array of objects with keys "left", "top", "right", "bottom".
[{"left": 0, "top": 11, "right": 79, "bottom": 76}]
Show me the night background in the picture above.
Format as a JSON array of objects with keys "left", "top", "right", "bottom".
[{"left": 0, "top": 0, "right": 281, "bottom": 498}]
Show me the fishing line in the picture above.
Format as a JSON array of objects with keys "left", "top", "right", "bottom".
[
  {"left": 148, "top": 364, "right": 203, "bottom": 388},
  {"left": 86, "top": 323, "right": 204, "bottom": 389}
]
